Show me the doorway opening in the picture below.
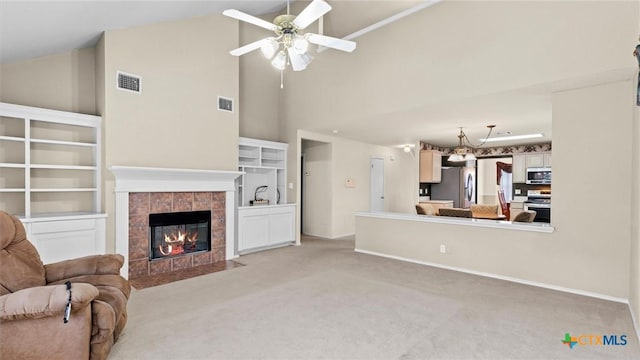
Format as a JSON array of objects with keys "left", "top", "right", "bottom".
[{"left": 301, "top": 139, "right": 332, "bottom": 238}]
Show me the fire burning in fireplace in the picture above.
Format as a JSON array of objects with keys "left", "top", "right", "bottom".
[
  {"left": 158, "top": 230, "right": 199, "bottom": 256},
  {"left": 149, "top": 210, "right": 211, "bottom": 260}
]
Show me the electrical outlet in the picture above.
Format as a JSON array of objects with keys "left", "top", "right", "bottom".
[
  {"left": 515, "top": 189, "right": 521, "bottom": 195},
  {"left": 440, "top": 244, "right": 446, "bottom": 254}
]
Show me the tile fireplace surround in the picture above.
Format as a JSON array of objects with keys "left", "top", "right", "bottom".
[{"left": 110, "top": 166, "right": 243, "bottom": 279}]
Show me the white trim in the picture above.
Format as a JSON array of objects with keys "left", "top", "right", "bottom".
[
  {"left": 356, "top": 211, "right": 555, "bottom": 233},
  {"left": 355, "top": 248, "right": 628, "bottom": 304},
  {"left": 630, "top": 302, "right": 640, "bottom": 346},
  {"left": 109, "top": 166, "right": 243, "bottom": 193},
  {"left": 0, "top": 102, "right": 101, "bottom": 127},
  {"left": 318, "top": 0, "right": 443, "bottom": 53}
]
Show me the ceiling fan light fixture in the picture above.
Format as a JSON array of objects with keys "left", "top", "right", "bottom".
[
  {"left": 300, "top": 52, "right": 314, "bottom": 66},
  {"left": 292, "top": 36, "right": 309, "bottom": 54},
  {"left": 448, "top": 154, "right": 465, "bottom": 162},
  {"left": 260, "top": 38, "right": 279, "bottom": 59},
  {"left": 271, "top": 51, "right": 287, "bottom": 70},
  {"left": 464, "top": 153, "right": 477, "bottom": 161}
]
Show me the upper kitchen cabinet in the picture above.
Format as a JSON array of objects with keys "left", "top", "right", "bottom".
[
  {"left": 419, "top": 150, "right": 442, "bottom": 183},
  {"left": 513, "top": 152, "right": 552, "bottom": 183},
  {"left": 512, "top": 154, "right": 526, "bottom": 183},
  {"left": 526, "top": 153, "right": 552, "bottom": 168}
]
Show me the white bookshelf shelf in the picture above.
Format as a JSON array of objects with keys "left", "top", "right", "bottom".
[
  {"left": 0, "top": 163, "right": 26, "bottom": 168},
  {"left": 30, "top": 138, "right": 97, "bottom": 147},
  {"left": 0, "top": 135, "right": 25, "bottom": 142},
  {"left": 30, "top": 164, "right": 97, "bottom": 170},
  {"left": 0, "top": 102, "right": 102, "bottom": 218},
  {"left": 31, "top": 188, "right": 97, "bottom": 192}
]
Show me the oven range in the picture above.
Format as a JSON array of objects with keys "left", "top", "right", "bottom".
[{"left": 524, "top": 190, "right": 551, "bottom": 223}]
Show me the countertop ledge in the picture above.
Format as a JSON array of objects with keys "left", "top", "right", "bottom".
[{"left": 356, "top": 211, "right": 554, "bottom": 233}]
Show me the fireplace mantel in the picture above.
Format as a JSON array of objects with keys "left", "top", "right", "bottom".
[
  {"left": 110, "top": 166, "right": 243, "bottom": 193},
  {"left": 110, "top": 166, "right": 242, "bottom": 278}
]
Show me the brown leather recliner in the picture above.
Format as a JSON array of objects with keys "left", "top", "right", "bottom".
[{"left": 0, "top": 211, "right": 131, "bottom": 360}]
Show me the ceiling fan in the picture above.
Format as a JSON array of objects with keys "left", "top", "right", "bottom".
[{"left": 223, "top": 0, "right": 356, "bottom": 72}]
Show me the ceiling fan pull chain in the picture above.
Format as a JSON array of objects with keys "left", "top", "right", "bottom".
[{"left": 280, "top": 70, "right": 284, "bottom": 89}]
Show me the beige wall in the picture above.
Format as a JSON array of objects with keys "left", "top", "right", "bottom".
[
  {"left": 357, "top": 80, "right": 635, "bottom": 299},
  {"left": 238, "top": 23, "right": 281, "bottom": 142},
  {"left": 356, "top": 83, "right": 634, "bottom": 299},
  {"left": 297, "top": 130, "right": 416, "bottom": 239},
  {"left": 100, "top": 14, "right": 239, "bottom": 251},
  {"left": 102, "top": 14, "right": 238, "bottom": 170},
  {"left": 281, "top": 1, "right": 636, "bottom": 135},
  {"left": 302, "top": 140, "right": 332, "bottom": 238},
  {"left": 631, "top": 91, "right": 640, "bottom": 335},
  {"left": 0, "top": 48, "right": 96, "bottom": 114}
]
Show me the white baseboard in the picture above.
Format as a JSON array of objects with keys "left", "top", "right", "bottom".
[{"left": 354, "top": 248, "right": 629, "bottom": 304}]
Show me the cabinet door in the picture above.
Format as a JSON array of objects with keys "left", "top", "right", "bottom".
[
  {"left": 238, "top": 212, "right": 270, "bottom": 251},
  {"left": 28, "top": 218, "right": 105, "bottom": 264},
  {"left": 512, "top": 155, "right": 526, "bottom": 183},
  {"left": 544, "top": 153, "right": 552, "bottom": 167},
  {"left": 526, "top": 154, "right": 544, "bottom": 168},
  {"left": 269, "top": 208, "right": 295, "bottom": 245},
  {"left": 419, "top": 150, "right": 442, "bottom": 183}
]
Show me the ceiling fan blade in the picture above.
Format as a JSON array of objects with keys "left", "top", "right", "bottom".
[
  {"left": 292, "top": 0, "right": 332, "bottom": 30},
  {"left": 307, "top": 34, "right": 356, "bottom": 52},
  {"left": 287, "top": 48, "right": 307, "bottom": 72},
  {"left": 230, "top": 38, "right": 269, "bottom": 56},
  {"left": 223, "top": 9, "right": 277, "bottom": 31}
]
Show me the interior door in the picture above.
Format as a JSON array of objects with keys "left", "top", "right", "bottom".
[{"left": 370, "top": 157, "right": 384, "bottom": 211}]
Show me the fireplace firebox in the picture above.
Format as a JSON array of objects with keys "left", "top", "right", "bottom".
[{"left": 149, "top": 210, "right": 211, "bottom": 260}]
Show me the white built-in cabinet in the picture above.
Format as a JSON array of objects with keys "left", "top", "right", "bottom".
[
  {"left": 236, "top": 137, "right": 295, "bottom": 254},
  {"left": 512, "top": 152, "right": 552, "bottom": 183},
  {"left": 0, "top": 102, "right": 106, "bottom": 263}
]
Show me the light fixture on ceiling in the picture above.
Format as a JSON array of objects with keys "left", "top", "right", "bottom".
[
  {"left": 448, "top": 125, "right": 495, "bottom": 162},
  {"left": 403, "top": 144, "right": 414, "bottom": 153},
  {"left": 223, "top": 0, "right": 356, "bottom": 73},
  {"left": 479, "top": 133, "right": 544, "bottom": 143}
]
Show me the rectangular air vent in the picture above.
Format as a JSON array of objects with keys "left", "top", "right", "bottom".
[
  {"left": 116, "top": 71, "right": 141, "bottom": 93},
  {"left": 218, "top": 96, "right": 234, "bottom": 113}
]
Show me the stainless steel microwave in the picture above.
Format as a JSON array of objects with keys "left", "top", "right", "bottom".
[{"left": 526, "top": 167, "right": 551, "bottom": 184}]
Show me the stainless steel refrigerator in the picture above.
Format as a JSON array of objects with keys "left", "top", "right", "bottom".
[{"left": 430, "top": 167, "right": 476, "bottom": 208}]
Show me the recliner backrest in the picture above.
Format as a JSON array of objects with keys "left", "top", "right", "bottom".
[{"left": 0, "top": 211, "right": 46, "bottom": 295}]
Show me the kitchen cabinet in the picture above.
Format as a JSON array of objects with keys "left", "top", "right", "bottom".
[
  {"left": 512, "top": 152, "right": 552, "bottom": 183},
  {"left": 419, "top": 150, "right": 442, "bottom": 183},
  {"left": 512, "top": 155, "right": 526, "bottom": 183}
]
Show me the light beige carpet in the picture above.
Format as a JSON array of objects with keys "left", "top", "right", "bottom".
[{"left": 109, "top": 236, "right": 638, "bottom": 359}]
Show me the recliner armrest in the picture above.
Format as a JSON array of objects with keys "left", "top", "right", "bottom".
[
  {"left": 0, "top": 283, "right": 98, "bottom": 321},
  {"left": 44, "top": 254, "right": 124, "bottom": 283}
]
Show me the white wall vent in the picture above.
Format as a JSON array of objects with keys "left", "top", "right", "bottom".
[
  {"left": 116, "top": 71, "right": 141, "bottom": 93},
  {"left": 217, "top": 96, "right": 234, "bottom": 113}
]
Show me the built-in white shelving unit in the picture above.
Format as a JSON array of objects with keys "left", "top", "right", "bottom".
[
  {"left": 236, "top": 137, "right": 294, "bottom": 254},
  {"left": 0, "top": 102, "right": 106, "bottom": 263}
]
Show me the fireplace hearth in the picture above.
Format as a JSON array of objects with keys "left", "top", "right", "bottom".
[{"left": 149, "top": 210, "right": 211, "bottom": 260}]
